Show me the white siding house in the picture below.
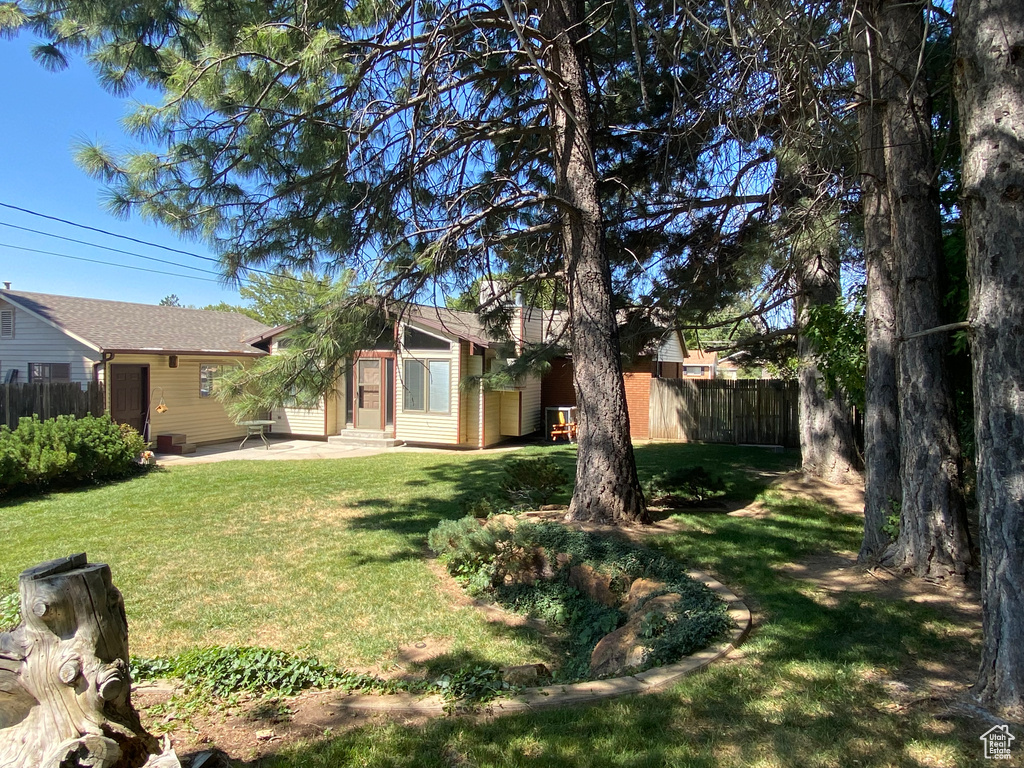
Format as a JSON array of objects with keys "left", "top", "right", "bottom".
[{"left": 0, "top": 297, "right": 101, "bottom": 384}]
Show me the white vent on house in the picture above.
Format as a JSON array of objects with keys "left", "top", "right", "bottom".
[{"left": 0, "top": 309, "right": 13, "bottom": 339}]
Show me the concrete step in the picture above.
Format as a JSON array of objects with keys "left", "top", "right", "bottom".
[
  {"left": 156, "top": 434, "right": 189, "bottom": 453},
  {"left": 157, "top": 441, "right": 196, "bottom": 455},
  {"left": 328, "top": 431, "right": 404, "bottom": 449}
]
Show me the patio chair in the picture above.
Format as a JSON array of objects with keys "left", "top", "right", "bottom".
[{"left": 550, "top": 410, "right": 577, "bottom": 442}]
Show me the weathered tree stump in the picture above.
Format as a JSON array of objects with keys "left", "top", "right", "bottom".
[{"left": 0, "top": 554, "right": 158, "bottom": 768}]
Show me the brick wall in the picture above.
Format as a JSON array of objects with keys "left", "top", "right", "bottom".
[
  {"left": 541, "top": 355, "right": 652, "bottom": 439},
  {"left": 622, "top": 357, "right": 651, "bottom": 439}
]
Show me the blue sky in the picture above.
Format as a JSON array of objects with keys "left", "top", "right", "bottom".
[{"left": 0, "top": 35, "right": 245, "bottom": 307}]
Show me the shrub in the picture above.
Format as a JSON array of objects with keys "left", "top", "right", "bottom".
[
  {"left": 0, "top": 415, "right": 147, "bottom": 495},
  {"left": 500, "top": 456, "right": 569, "bottom": 506},
  {"left": 427, "top": 516, "right": 506, "bottom": 578},
  {"left": 644, "top": 465, "right": 726, "bottom": 505}
]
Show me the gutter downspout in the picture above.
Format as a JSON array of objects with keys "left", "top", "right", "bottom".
[
  {"left": 93, "top": 352, "right": 115, "bottom": 384},
  {"left": 94, "top": 351, "right": 115, "bottom": 419}
]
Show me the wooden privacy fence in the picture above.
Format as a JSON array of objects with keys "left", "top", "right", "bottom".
[
  {"left": 649, "top": 378, "right": 799, "bottom": 447},
  {"left": 0, "top": 382, "right": 106, "bottom": 430}
]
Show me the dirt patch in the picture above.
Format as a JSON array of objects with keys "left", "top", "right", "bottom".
[
  {"left": 136, "top": 687, "right": 432, "bottom": 763},
  {"left": 769, "top": 470, "right": 865, "bottom": 515},
  {"left": 765, "top": 480, "right": 986, "bottom": 717}
]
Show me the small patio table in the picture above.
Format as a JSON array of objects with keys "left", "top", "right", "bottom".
[{"left": 238, "top": 420, "right": 275, "bottom": 449}]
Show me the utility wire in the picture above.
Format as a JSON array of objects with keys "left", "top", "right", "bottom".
[
  {"left": 0, "top": 221, "right": 225, "bottom": 277},
  {"left": 0, "top": 200, "right": 306, "bottom": 283},
  {"left": 0, "top": 201, "right": 220, "bottom": 263},
  {"left": 0, "top": 242, "right": 224, "bottom": 284}
]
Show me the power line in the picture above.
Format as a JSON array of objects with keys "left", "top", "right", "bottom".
[
  {"left": 0, "top": 242, "right": 224, "bottom": 284},
  {"left": 0, "top": 201, "right": 220, "bottom": 263},
  {"left": 0, "top": 221, "right": 225, "bottom": 278},
  {"left": 0, "top": 200, "right": 306, "bottom": 283}
]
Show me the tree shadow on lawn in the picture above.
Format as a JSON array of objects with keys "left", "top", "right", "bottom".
[
  {"left": 341, "top": 546, "right": 424, "bottom": 568},
  {"left": 344, "top": 443, "right": 793, "bottom": 547},
  {"left": 251, "top": 589, "right": 982, "bottom": 768},
  {"left": 0, "top": 465, "right": 166, "bottom": 509},
  {"left": 401, "top": 626, "right": 556, "bottom": 680},
  {"left": 244, "top": 489, "right": 984, "bottom": 768}
]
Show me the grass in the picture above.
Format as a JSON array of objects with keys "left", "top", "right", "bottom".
[
  {"left": 1, "top": 447, "right": 584, "bottom": 670},
  {"left": 1, "top": 442, "right": 992, "bottom": 766}
]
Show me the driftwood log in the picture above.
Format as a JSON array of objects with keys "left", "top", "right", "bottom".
[{"left": 0, "top": 554, "right": 159, "bottom": 768}]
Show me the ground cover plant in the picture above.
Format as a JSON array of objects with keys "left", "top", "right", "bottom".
[{"left": 428, "top": 517, "right": 730, "bottom": 680}]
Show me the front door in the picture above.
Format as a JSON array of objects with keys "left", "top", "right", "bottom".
[
  {"left": 110, "top": 364, "right": 148, "bottom": 434},
  {"left": 356, "top": 359, "right": 381, "bottom": 430}
]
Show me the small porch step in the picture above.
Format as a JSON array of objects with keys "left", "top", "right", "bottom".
[{"left": 328, "top": 430, "right": 404, "bottom": 449}]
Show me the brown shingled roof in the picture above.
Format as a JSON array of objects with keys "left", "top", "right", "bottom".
[{"left": 2, "top": 290, "right": 272, "bottom": 356}]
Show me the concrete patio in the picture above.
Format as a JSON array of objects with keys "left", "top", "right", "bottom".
[
  {"left": 154, "top": 437, "right": 394, "bottom": 465},
  {"left": 154, "top": 436, "right": 525, "bottom": 465}
]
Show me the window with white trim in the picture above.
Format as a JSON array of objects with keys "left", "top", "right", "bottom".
[
  {"left": 403, "top": 359, "right": 450, "bottom": 413},
  {"left": 0, "top": 309, "right": 13, "bottom": 339},
  {"left": 29, "top": 363, "right": 71, "bottom": 383}
]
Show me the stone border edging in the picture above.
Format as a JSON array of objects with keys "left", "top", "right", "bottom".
[{"left": 329, "top": 568, "right": 751, "bottom": 714}]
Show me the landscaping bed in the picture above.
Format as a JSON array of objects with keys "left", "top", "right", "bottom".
[{"left": 427, "top": 515, "right": 732, "bottom": 682}]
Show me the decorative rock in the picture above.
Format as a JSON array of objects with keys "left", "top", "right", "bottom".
[
  {"left": 568, "top": 564, "right": 617, "bottom": 607},
  {"left": 534, "top": 550, "right": 571, "bottom": 581},
  {"left": 502, "top": 663, "right": 550, "bottom": 687},
  {"left": 589, "top": 623, "right": 646, "bottom": 678},
  {"left": 637, "top": 593, "right": 682, "bottom": 616},
  {"left": 589, "top": 592, "right": 685, "bottom": 677},
  {"left": 497, "top": 544, "right": 549, "bottom": 585},
  {"left": 620, "top": 578, "right": 669, "bottom": 615}
]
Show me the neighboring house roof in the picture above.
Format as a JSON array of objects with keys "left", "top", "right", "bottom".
[
  {"left": 237, "top": 301, "right": 573, "bottom": 351},
  {"left": 1, "top": 290, "right": 272, "bottom": 356},
  {"left": 407, "top": 305, "right": 495, "bottom": 348},
  {"left": 243, "top": 322, "right": 294, "bottom": 348}
]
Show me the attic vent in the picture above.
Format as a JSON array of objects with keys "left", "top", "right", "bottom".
[{"left": 0, "top": 309, "right": 12, "bottom": 339}]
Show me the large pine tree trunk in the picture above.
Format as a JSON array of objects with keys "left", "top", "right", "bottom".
[
  {"left": 795, "top": 244, "right": 861, "bottom": 485},
  {"left": 878, "top": 0, "right": 971, "bottom": 577},
  {"left": 539, "top": 0, "right": 648, "bottom": 525},
  {"left": 956, "top": 0, "right": 1024, "bottom": 714},
  {"left": 0, "top": 554, "right": 158, "bottom": 768},
  {"left": 852, "top": 0, "right": 901, "bottom": 560}
]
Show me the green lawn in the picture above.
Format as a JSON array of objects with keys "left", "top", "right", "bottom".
[
  {"left": 2, "top": 443, "right": 989, "bottom": 766},
  {"left": 2, "top": 446, "right": 588, "bottom": 670}
]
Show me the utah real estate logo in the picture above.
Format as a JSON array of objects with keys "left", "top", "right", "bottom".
[{"left": 980, "top": 724, "right": 1015, "bottom": 760}]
